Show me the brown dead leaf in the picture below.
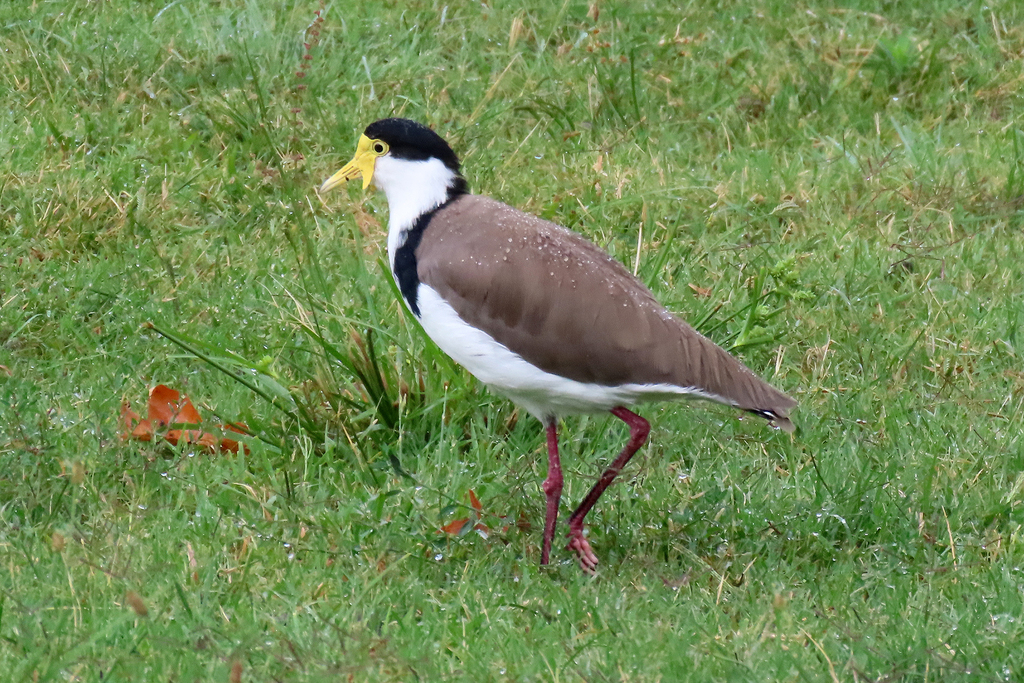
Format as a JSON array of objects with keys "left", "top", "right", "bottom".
[
  {"left": 148, "top": 384, "right": 202, "bottom": 425},
  {"left": 233, "top": 536, "right": 251, "bottom": 561},
  {"left": 125, "top": 590, "right": 148, "bottom": 617},
  {"left": 71, "top": 461, "right": 86, "bottom": 485},
  {"left": 121, "top": 401, "right": 152, "bottom": 441},
  {"left": 121, "top": 385, "right": 250, "bottom": 454},
  {"left": 439, "top": 490, "right": 509, "bottom": 537},
  {"left": 441, "top": 518, "right": 471, "bottom": 535}
]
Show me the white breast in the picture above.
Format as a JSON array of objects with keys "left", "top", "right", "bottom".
[{"left": 373, "top": 155, "right": 459, "bottom": 266}]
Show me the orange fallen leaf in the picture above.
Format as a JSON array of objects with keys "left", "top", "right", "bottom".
[
  {"left": 440, "top": 490, "right": 509, "bottom": 538},
  {"left": 148, "top": 384, "right": 202, "bottom": 425},
  {"left": 121, "top": 384, "right": 249, "bottom": 454},
  {"left": 121, "top": 401, "right": 152, "bottom": 441},
  {"left": 441, "top": 518, "right": 472, "bottom": 535},
  {"left": 219, "top": 423, "right": 248, "bottom": 453}
]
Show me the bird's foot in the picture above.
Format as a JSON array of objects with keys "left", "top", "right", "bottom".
[{"left": 567, "top": 530, "right": 599, "bottom": 574}]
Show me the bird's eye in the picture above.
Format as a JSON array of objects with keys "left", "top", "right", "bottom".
[{"left": 372, "top": 142, "right": 387, "bottom": 155}]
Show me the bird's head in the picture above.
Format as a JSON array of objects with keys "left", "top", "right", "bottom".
[{"left": 319, "top": 118, "right": 467, "bottom": 200}]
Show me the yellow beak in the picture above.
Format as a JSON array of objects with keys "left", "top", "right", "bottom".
[{"left": 319, "top": 134, "right": 377, "bottom": 193}]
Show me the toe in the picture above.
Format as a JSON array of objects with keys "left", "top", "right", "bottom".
[{"left": 567, "top": 534, "right": 600, "bottom": 574}]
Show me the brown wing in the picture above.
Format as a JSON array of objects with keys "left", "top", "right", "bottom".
[{"left": 416, "top": 195, "right": 795, "bottom": 426}]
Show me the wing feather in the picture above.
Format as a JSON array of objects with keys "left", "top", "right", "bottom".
[{"left": 415, "top": 195, "right": 795, "bottom": 423}]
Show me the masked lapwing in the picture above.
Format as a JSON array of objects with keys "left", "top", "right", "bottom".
[{"left": 320, "top": 118, "right": 796, "bottom": 573}]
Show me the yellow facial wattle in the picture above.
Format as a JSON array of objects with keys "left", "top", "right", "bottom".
[{"left": 319, "top": 135, "right": 390, "bottom": 192}]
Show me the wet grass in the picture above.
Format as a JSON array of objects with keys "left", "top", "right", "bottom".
[{"left": 2, "top": 0, "right": 1024, "bottom": 680}]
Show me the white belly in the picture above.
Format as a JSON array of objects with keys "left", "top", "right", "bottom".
[{"left": 414, "top": 284, "right": 714, "bottom": 421}]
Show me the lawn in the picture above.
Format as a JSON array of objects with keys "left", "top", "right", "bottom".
[{"left": 2, "top": 0, "right": 1024, "bottom": 680}]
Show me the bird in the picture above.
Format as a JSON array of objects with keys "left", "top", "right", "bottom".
[{"left": 319, "top": 118, "right": 796, "bottom": 573}]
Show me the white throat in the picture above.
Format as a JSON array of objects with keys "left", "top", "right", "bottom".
[{"left": 372, "top": 155, "right": 459, "bottom": 266}]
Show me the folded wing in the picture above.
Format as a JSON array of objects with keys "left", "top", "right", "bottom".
[{"left": 416, "top": 195, "right": 795, "bottom": 429}]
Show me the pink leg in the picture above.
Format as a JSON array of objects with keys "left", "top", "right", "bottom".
[
  {"left": 567, "top": 407, "right": 650, "bottom": 573},
  {"left": 540, "top": 419, "right": 563, "bottom": 565}
]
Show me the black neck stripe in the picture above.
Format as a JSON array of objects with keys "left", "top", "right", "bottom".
[{"left": 392, "top": 179, "right": 468, "bottom": 317}]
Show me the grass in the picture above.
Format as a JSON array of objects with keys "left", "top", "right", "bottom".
[{"left": 2, "top": 0, "right": 1024, "bottom": 680}]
